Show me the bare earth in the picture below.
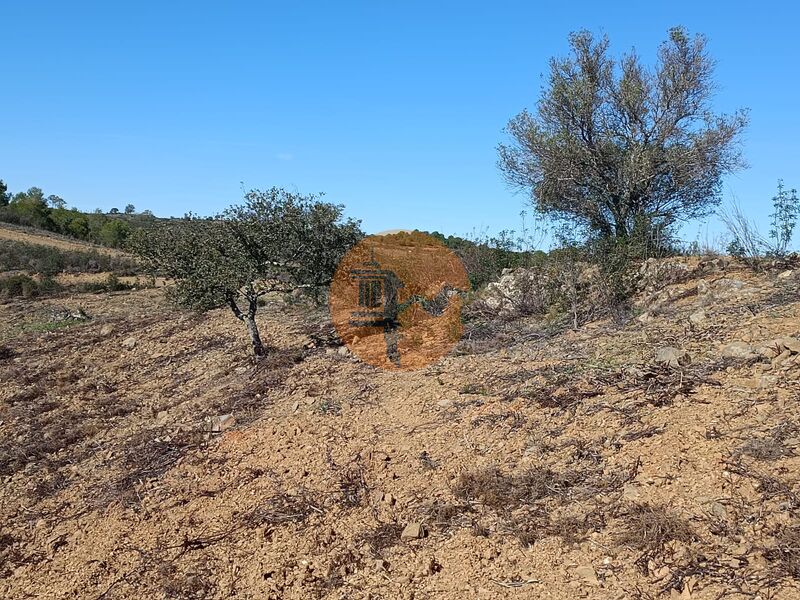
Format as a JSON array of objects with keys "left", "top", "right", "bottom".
[{"left": 1, "top": 253, "right": 800, "bottom": 599}]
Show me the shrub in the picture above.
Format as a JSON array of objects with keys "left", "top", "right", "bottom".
[
  {"left": 0, "top": 274, "right": 61, "bottom": 299},
  {"left": 0, "top": 240, "right": 138, "bottom": 275}
]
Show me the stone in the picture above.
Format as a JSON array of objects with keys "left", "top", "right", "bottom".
[
  {"left": 757, "top": 345, "right": 779, "bottom": 360},
  {"left": 337, "top": 346, "right": 349, "bottom": 356},
  {"left": 773, "top": 349, "right": 793, "bottom": 367},
  {"left": 780, "top": 337, "right": 800, "bottom": 354},
  {"left": 710, "top": 502, "right": 727, "bottom": 520},
  {"left": 121, "top": 337, "right": 137, "bottom": 349},
  {"left": 400, "top": 522, "right": 426, "bottom": 540},
  {"left": 715, "top": 278, "right": 746, "bottom": 292},
  {"left": 436, "top": 399, "right": 452, "bottom": 408},
  {"left": 721, "top": 342, "right": 756, "bottom": 360},
  {"left": 777, "top": 270, "right": 794, "bottom": 280},
  {"left": 99, "top": 324, "right": 114, "bottom": 336},
  {"left": 574, "top": 565, "right": 600, "bottom": 586},
  {"left": 688, "top": 309, "right": 708, "bottom": 327},
  {"left": 209, "top": 413, "right": 235, "bottom": 433},
  {"left": 655, "top": 347, "right": 691, "bottom": 368}
]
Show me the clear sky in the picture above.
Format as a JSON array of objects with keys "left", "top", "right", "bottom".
[{"left": 1, "top": 1, "right": 798, "bottom": 243}]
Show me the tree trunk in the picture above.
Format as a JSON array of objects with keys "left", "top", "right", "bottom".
[
  {"left": 244, "top": 314, "right": 265, "bottom": 356},
  {"left": 227, "top": 295, "right": 266, "bottom": 357}
]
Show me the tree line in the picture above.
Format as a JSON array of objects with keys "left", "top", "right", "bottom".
[{"left": 0, "top": 181, "right": 151, "bottom": 248}]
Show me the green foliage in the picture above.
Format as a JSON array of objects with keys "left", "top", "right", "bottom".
[
  {"left": 0, "top": 180, "right": 152, "bottom": 248},
  {"left": 0, "top": 180, "right": 9, "bottom": 207},
  {"left": 4, "top": 187, "right": 54, "bottom": 229},
  {"left": 499, "top": 27, "right": 748, "bottom": 247},
  {"left": 0, "top": 240, "right": 138, "bottom": 275},
  {"left": 129, "top": 187, "right": 363, "bottom": 355},
  {"left": 98, "top": 219, "right": 131, "bottom": 247},
  {"left": 0, "top": 274, "right": 61, "bottom": 299},
  {"left": 78, "top": 273, "right": 134, "bottom": 293},
  {"left": 429, "top": 214, "right": 548, "bottom": 288},
  {"left": 769, "top": 180, "right": 799, "bottom": 256}
]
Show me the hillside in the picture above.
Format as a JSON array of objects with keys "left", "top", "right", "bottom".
[
  {"left": 0, "top": 222, "right": 127, "bottom": 257},
  {"left": 1, "top": 257, "right": 799, "bottom": 599}
]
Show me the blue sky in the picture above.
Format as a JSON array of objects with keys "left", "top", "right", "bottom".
[{"left": 1, "top": 1, "right": 798, "bottom": 244}]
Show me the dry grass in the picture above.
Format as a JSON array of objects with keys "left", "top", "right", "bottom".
[
  {"left": 766, "top": 526, "right": 800, "bottom": 579},
  {"left": 615, "top": 502, "right": 694, "bottom": 553}
]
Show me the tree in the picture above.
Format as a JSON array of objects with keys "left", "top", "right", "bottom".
[
  {"left": 125, "top": 204, "right": 136, "bottom": 214},
  {"left": 98, "top": 219, "right": 131, "bottom": 247},
  {"left": 47, "top": 195, "right": 67, "bottom": 209},
  {"left": 0, "top": 180, "right": 9, "bottom": 206},
  {"left": 109, "top": 207, "right": 120, "bottom": 214},
  {"left": 129, "top": 187, "right": 362, "bottom": 356},
  {"left": 499, "top": 27, "right": 749, "bottom": 247},
  {"left": 10, "top": 187, "right": 52, "bottom": 229}
]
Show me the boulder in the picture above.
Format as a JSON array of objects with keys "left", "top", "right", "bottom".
[{"left": 121, "top": 337, "right": 137, "bottom": 349}]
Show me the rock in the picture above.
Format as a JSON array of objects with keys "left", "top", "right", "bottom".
[
  {"left": 757, "top": 345, "right": 779, "bottom": 360},
  {"left": 99, "top": 324, "right": 114, "bottom": 336},
  {"left": 780, "top": 337, "right": 800, "bottom": 354},
  {"left": 777, "top": 270, "right": 794, "bottom": 280},
  {"left": 337, "top": 346, "right": 349, "bottom": 356},
  {"left": 436, "top": 399, "right": 452, "bottom": 408},
  {"left": 573, "top": 565, "right": 600, "bottom": 586},
  {"left": 374, "top": 559, "right": 388, "bottom": 571},
  {"left": 400, "top": 522, "right": 426, "bottom": 540},
  {"left": 209, "top": 413, "right": 235, "bottom": 434},
  {"left": 121, "top": 337, "right": 137, "bottom": 349},
  {"left": 638, "top": 312, "right": 655, "bottom": 324},
  {"left": 655, "top": 347, "right": 691, "bottom": 368},
  {"left": 759, "top": 375, "right": 778, "bottom": 389},
  {"left": 721, "top": 341, "right": 756, "bottom": 360},
  {"left": 715, "top": 278, "right": 746, "bottom": 292},
  {"left": 773, "top": 349, "right": 793, "bottom": 367},
  {"left": 710, "top": 502, "right": 727, "bottom": 520},
  {"left": 688, "top": 309, "right": 708, "bottom": 327}
]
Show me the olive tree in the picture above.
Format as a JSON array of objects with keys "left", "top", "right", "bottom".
[
  {"left": 499, "top": 27, "right": 748, "bottom": 246},
  {"left": 130, "top": 187, "right": 362, "bottom": 356}
]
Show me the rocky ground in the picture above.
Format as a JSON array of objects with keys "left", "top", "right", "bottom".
[{"left": 1, "top": 254, "right": 800, "bottom": 599}]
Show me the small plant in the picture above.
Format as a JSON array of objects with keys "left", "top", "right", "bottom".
[
  {"left": 769, "top": 180, "right": 799, "bottom": 257},
  {"left": 720, "top": 198, "right": 768, "bottom": 265},
  {"left": 614, "top": 502, "right": 694, "bottom": 553},
  {"left": 78, "top": 273, "right": 133, "bottom": 293}
]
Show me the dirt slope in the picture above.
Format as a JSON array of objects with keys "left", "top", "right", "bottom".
[
  {"left": 0, "top": 223, "right": 125, "bottom": 256},
  {"left": 1, "top": 259, "right": 799, "bottom": 599}
]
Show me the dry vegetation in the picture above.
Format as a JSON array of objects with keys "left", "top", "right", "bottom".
[{"left": 2, "top": 231, "right": 800, "bottom": 599}]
